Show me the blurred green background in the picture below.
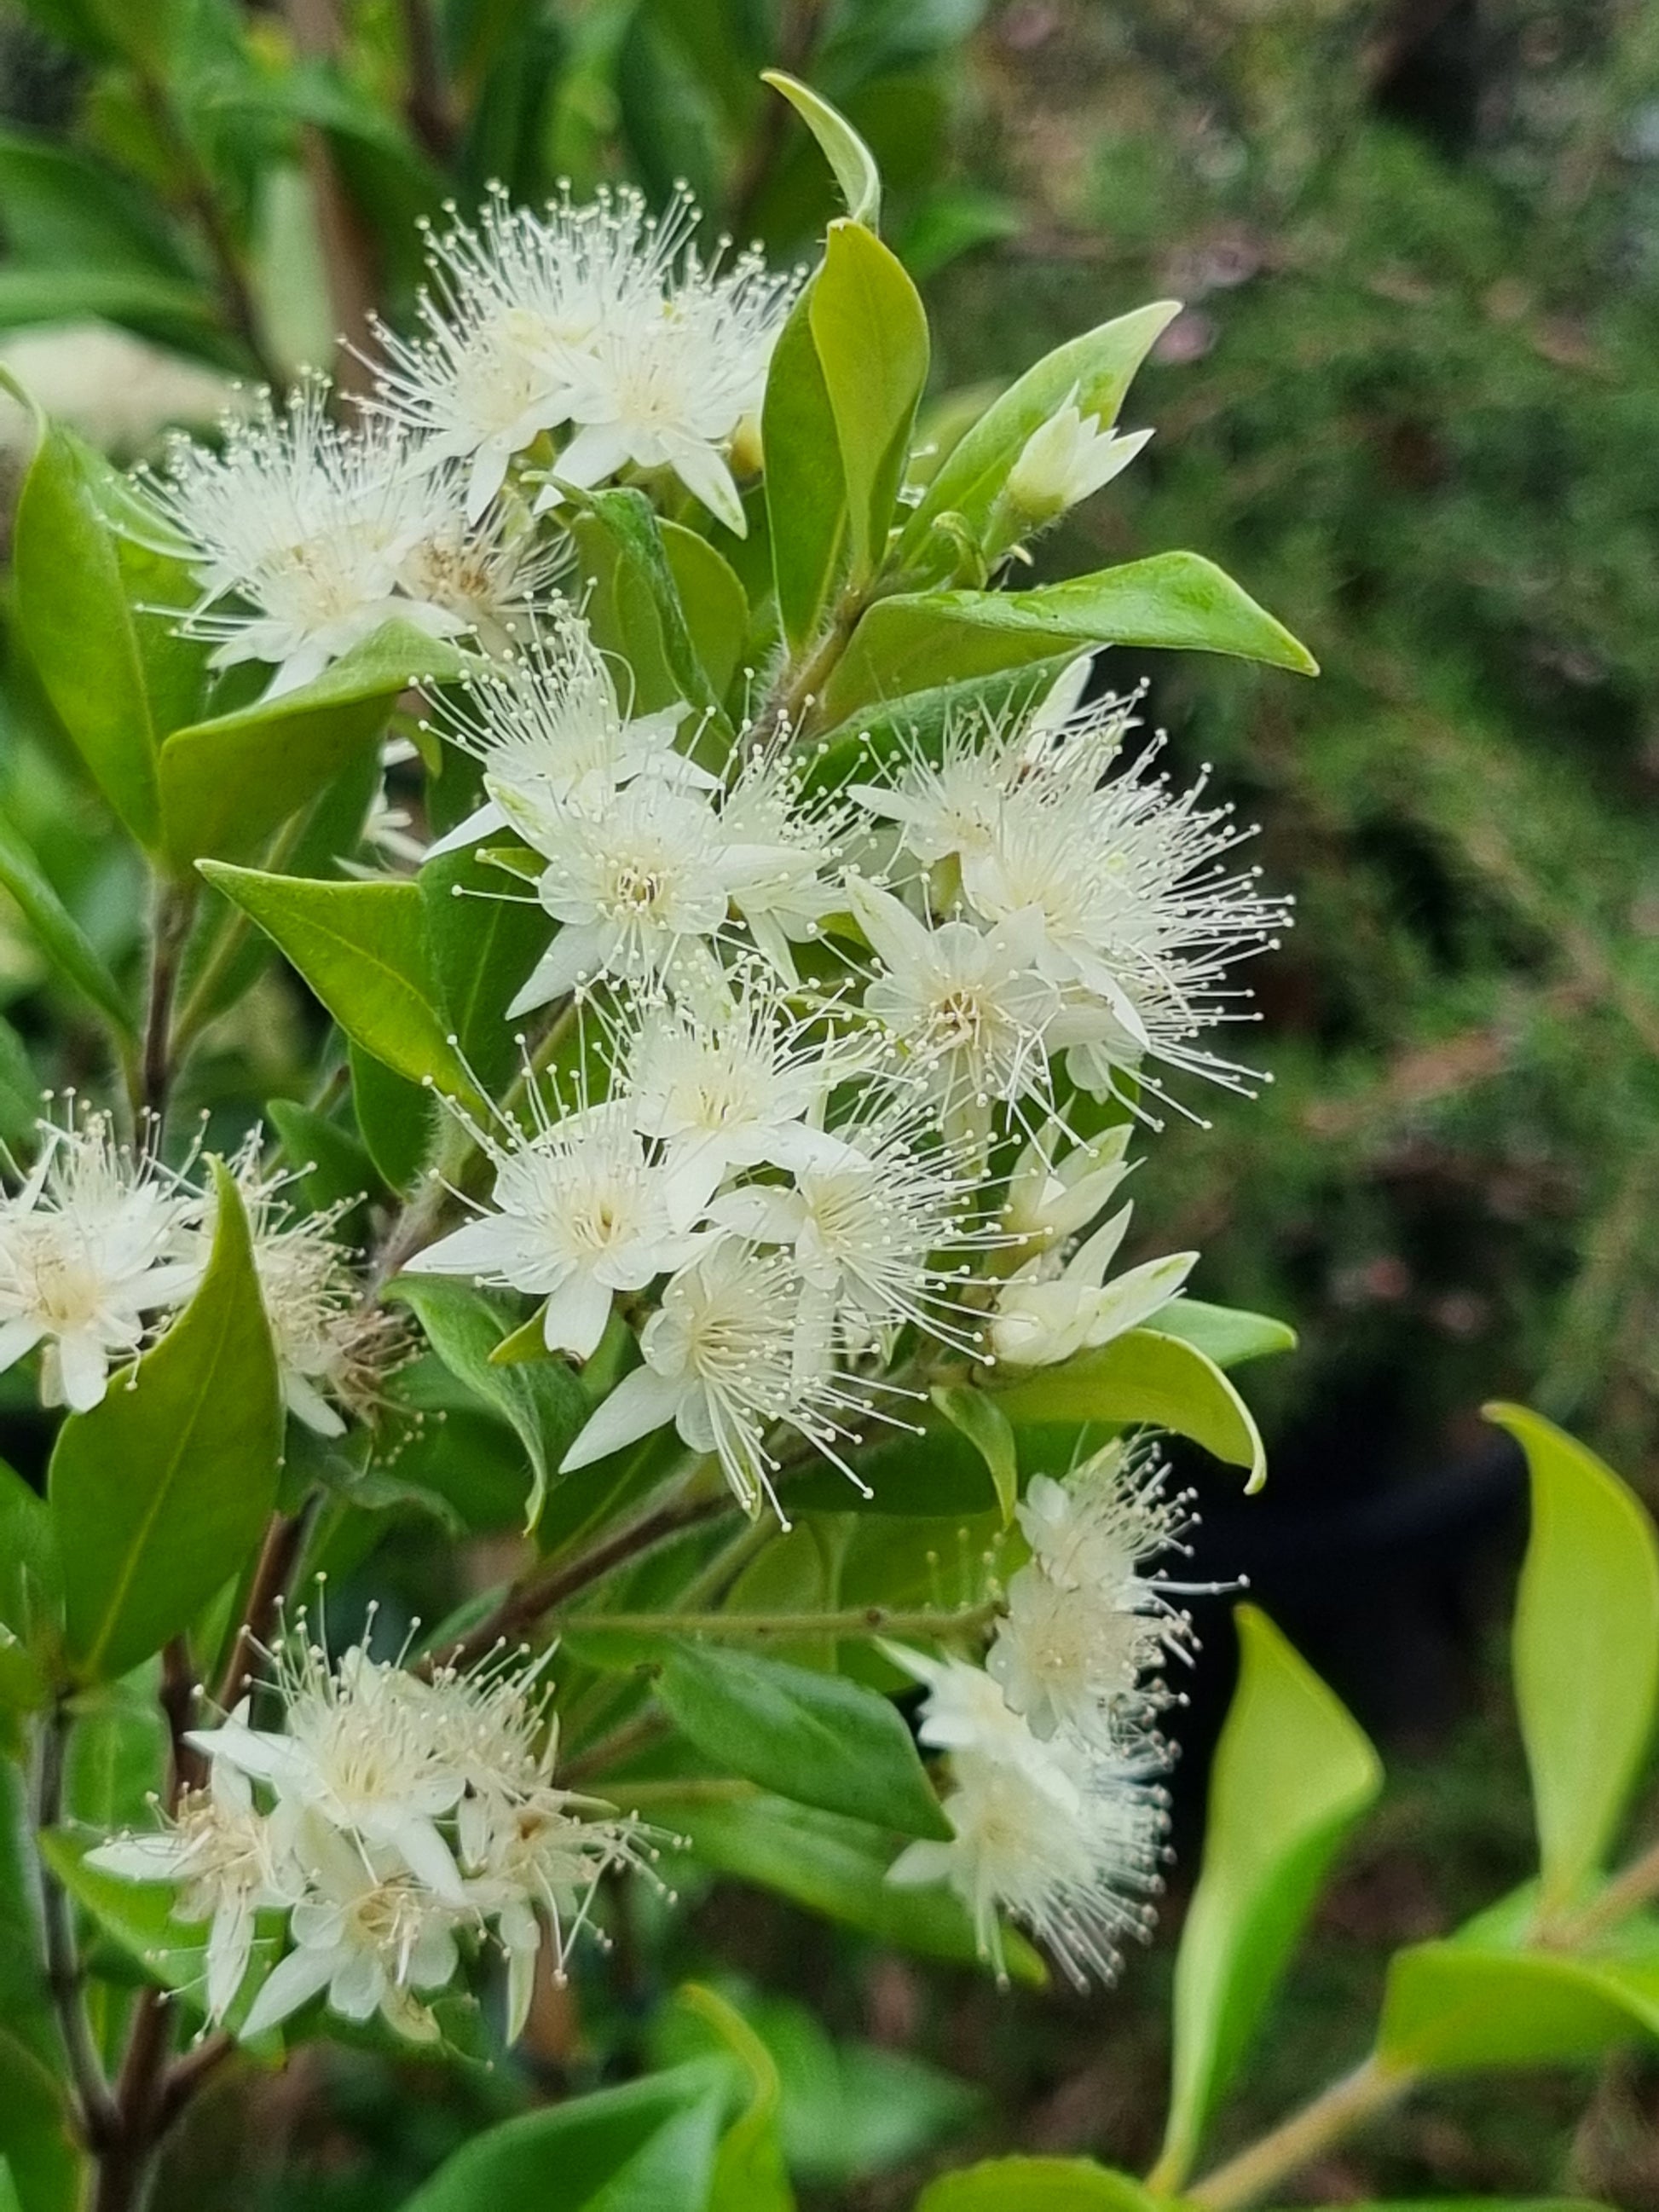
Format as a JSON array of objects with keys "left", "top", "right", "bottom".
[{"left": 0, "top": 0, "right": 1656, "bottom": 2203}]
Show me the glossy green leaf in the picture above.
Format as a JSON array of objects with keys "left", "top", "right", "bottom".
[
  {"left": 0, "top": 813, "right": 136, "bottom": 1041},
  {"left": 350, "top": 1042, "right": 436, "bottom": 1195},
  {"left": 49, "top": 1160, "right": 281, "bottom": 1684},
  {"left": 660, "top": 1791, "right": 1045, "bottom": 1984},
  {"left": 763, "top": 281, "right": 847, "bottom": 654},
  {"left": 397, "top": 2065, "right": 728, "bottom": 2212},
  {"left": 387, "top": 1277, "right": 587, "bottom": 1531},
  {"left": 820, "top": 552, "right": 1319, "bottom": 723},
  {"left": 931, "top": 1383, "right": 1019, "bottom": 1525},
  {"left": 991, "top": 1326, "right": 1269, "bottom": 1490},
  {"left": 916, "top": 2159, "right": 1160, "bottom": 2212},
  {"left": 662, "top": 522, "right": 749, "bottom": 704},
  {"left": 0, "top": 1461, "right": 58, "bottom": 1710},
  {"left": 806, "top": 656, "right": 1074, "bottom": 797},
  {"left": 762, "top": 72, "right": 881, "bottom": 228},
  {"left": 0, "top": 1019, "right": 39, "bottom": 1150},
  {"left": 1155, "top": 1299, "right": 1298, "bottom": 1371},
  {"left": 576, "top": 488, "right": 733, "bottom": 743},
  {"left": 197, "top": 863, "right": 476, "bottom": 1101},
  {"left": 1377, "top": 1938, "right": 1659, "bottom": 2072},
  {"left": 656, "top": 1642, "right": 951, "bottom": 1839},
  {"left": 679, "top": 1984, "right": 795, "bottom": 2212},
  {"left": 265, "top": 1098, "right": 382, "bottom": 1218},
  {"left": 810, "top": 222, "right": 929, "bottom": 587},
  {"left": 1490, "top": 1404, "right": 1659, "bottom": 1910},
  {"left": 159, "top": 627, "right": 467, "bottom": 868},
  {"left": 10, "top": 414, "right": 160, "bottom": 848},
  {"left": 419, "top": 841, "right": 548, "bottom": 1095},
  {"left": 1156, "top": 1607, "right": 1382, "bottom": 2188},
  {"left": 899, "top": 301, "right": 1180, "bottom": 561},
  {"left": 0, "top": 1766, "right": 81, "bottom": 2212}
]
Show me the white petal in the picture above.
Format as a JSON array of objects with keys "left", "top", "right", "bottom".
[
  {"left": 560, "top": 1365, "right": 685, "bottom": 1472},
  {"left": 425, "top": 798, "right": 510, "bottom": 859},
  {"left": 55, "top": 1331, "right": 110, "bottom": 1412},
  {"left": 240, "top": 1942, "right": 340, "bottom": 2040},
  {"left": 540, "top": 1268, "right": 612, "bottom": 1362}
]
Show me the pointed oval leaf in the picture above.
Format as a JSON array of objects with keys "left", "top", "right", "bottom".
[
  {"left": 1489, "top": 1404, "right": 1659, "bottom": 1910},
  {"left": 764, "top": 280, "right": 848, "bottom": 656},
  {"left": 820, "top": 552, "right": 1317, "bottom": 723},
  {"left": 1155, "top": 1607, "right": 1382, "bottom": 2187},
  {"left": 49, "top": 1159, "right": 281, "bottom": 1684},
  {"left": 656, "top": 1641, "right": 951, "bottom": 1839},
  {"left": 1154, "top": 1298, "right": 1297, "bottom": 1371},
  {"left": 0, "top": 814, "right": 136, "bottom": 1042},
  {"left": 1377, "top": 1938, "right": 1659, "bottom": 2074},
  {"left": 931, "top": 1383, "right": 1019, "bottom": 1525},
  {"left": 809, "top": 222, "right": 929, "bottom": 590},
  {"left": 678, "top": 1984, "right": 795, "bottom": 2212},
  {"left": 899, "top": 300, "right": 1181, "bottom": 562},
  {"left": 762, "top": 72, "right": 881, "bottom": 228},
  {"left": 916, "top": 2159, "right": 1160, "bottom": 2212},
  {"left": 197, "top": 863, "right": 476, "bottom": 1100},
  {"left": 990, "top": 1326, "right": 1269, "bottom": 1490}
]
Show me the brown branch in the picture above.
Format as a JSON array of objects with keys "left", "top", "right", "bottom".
[
  {"left": 34, "top": 1705, "right": 120, "bottom": 2151},
  {"left": 214, "top": 1510, "right": 309, "bottom": 1712}
]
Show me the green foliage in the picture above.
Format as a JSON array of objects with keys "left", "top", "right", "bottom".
[
  {"left": 809, "top": 222, "right": 929, "bottom": 589},
  {"left": 915, "top": 2160, "right": 1159, "bottom": 2211}
]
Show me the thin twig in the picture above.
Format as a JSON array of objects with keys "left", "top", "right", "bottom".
[
  {"left": 159, "top": 1637, "right": 203, "bottom": 1807},
  {"left": 1181, "top": 2055, "right": 1412, "bottom": 2212},
  {"left": 565, "top": 1598, "right": 1000, "bottom": 1643},
  {"left": 395, "top": 0, "right": 456, "bottom": 161},
  {"left": 1540, "top": 1833, "right": 1659, "bottom": 1951},
  {"left": 33, "top": 1704, "right": 120, "bottom": 2150},
  {"left": 214, "top": 1508, "right": 311, "bottom": 1712}
]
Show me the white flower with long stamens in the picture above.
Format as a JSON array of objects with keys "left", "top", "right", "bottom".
[
  {"left": 990, "top": 1191, "right": 1195, "bottom": 1368},
  {"left": 423, "top": 612, "right": 711, "bottom": 861},
  {"left": 712, "top": 736, "right": 850, "bottom": 982},
  {"left": 1004, "top": 390, "right": 1153, "bottom": 527},
  {"left": 847, "top": 880, "right": 1063, "bottom": 1139},
  {"left": 0, "top": 1108, "right": 201, "bottom": 1413},
  {"left": 195, "top": 1642, "right": 470, "bottom": 1903},
  {"left": 240, "top": 1815, "right": 467, "bottom": 2045},
  {"left": 988, "top": 1444, "right": 1198, "bottom": 1746},
  {"left": 410, "top": 1099, "right": 709, "bottom": 1362},
  {"left": 87, "top": 1762, "right": 298, "bottom": 2024},
  {"left": 560, "top": 1239, "right": 876, "bottom": 1516},
  {"left": 395, "top": 481, "right": 569, "bottom": 659},
  {"left": 1000, "top": 1123, "right": 1135, "bottom": 1261},
  {"left": 884, "top": 1645, "right": 1169, "bottom": 1989}
]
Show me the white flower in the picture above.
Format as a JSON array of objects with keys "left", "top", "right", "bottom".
[
  {"left": 424, "top": 611, "right": 712, "bottom": 860},
  {"left": 715, "top": 738, "right": 850, "bottom": 983},
  {"left": 988, "top": 1444, "right": 1195, "bottom": 1745},
  {"left": 990, "top": 1195, "right": 1194, "bottom": 1368},
  {"left": 87, "top": 1762, "right": 298, "bottom": 2023},
  {"left": 240, "top": 1815, "right": 466, "bottom": 2045},
  {"left": 195, "top": 1643, "right": 469, "bottom": 1903},
  {"left": 1004, "top": 389, "right": 1152, "bottom": 525},
  {"left": 0, "top": 1110, "right": 200, "bottom": 1412},
  {"left": 561, "top": 1239, "right": 875, "bottom": 1516},
  {"left": 884, "top": 1646, "right": 1168, "bottom": 1989},
  {"left": 410, "top": 1100, "right": 709, "bottom": 1362},
  {"left": 393, "top": 479, "right": 568, "bottom": 658},
  {"left": 1001, "top": 1123, "right": 1135, "bottom": 1258},
  {"left": 847, "top": 879, "right": 1061, "bottom": 1136}
]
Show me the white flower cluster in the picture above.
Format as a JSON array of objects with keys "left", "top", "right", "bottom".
[
  {"left": 0, "top": 1108, "right": 396, "bottom": 1429},
  {"left": 140, "top": 186, "right": 795, "bottom": 702},
  {"left": 888, "top": 1440, "right": 1196, "bottom": 1987},
  {"left": 89, "top": 1631, "right": 651, "bottom": 2042}
]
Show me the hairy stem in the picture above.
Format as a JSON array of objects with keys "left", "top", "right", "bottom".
[
  {"left": 33, "top": 1703, "right": 119, "bottom": 2151},
  {"left": 1182, "top": 2054, "right": 1413, "bottom": 2212}
]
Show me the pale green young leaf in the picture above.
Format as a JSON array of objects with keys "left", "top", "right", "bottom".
[
  {"left": 991, "top": 1326, "right": 1269, "bottom": 1490},
  {"left": 0, "top": 814, "right": 136, "bottom": 1042},
  {"left": 931, "top": 1383, "right": 1019, "bottom": 1525},
  {"left": 763, "top": 281, "right": 847, "bottom": 655},
  {"left": 387, "top": 1277, "right": 587, "bottom": 1532},
  {"left": 761, "top": 72, "right": 881, "bottom": 228},
  {"left": 916, "top": 2158, "right": 1161, "bottom": 2212},
  {"left": 396, "top": 2065, "right": 728, "bottom": 2212},
  {"left": 1154, "top": 1298, "right": 1298, "bottom": 1371},
  {"left": 677, "top": 1984, "right": 795, "bottom": 2212},
  {"left": 662, "top": 521, "right": 749, "bottom": 703},
  {"left": 809, "top": 222, "right": 929, "bottom": 589},
  {"left": 820, "top": 552, "right": 1319, "bottom": 723},
  {"left": 656, "top": 1642, "right": 951, "bottom": 1839},
  {"left": 196, "top": 863, "right": 477, "bottom": 1101},
  {"left": 158, "top": 626, "right": 469, "bottom": 869},
  {"left": 1489, "top": 1403, "right": 1659, "bottom": 1911},
  {"left": 575, "top": 488, "right": 733, "bottom": 747},
  {"left": 1155, "top": 1607, "right": 1382, "bottom": 2188},
  {"left": 1377, "top": 1937, "right": 1659, "bottom": 2073},
  {"left": 899, "top": 301, "right": 1181, "bottom": 562},
  {"left": 49, "top": 1159, "right": 281, "bottom": 1684}
]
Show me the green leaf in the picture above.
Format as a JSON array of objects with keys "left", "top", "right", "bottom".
[
  {"left": 656, "top": 1643, "right": 951, "bottom": 1839},
  {"left": 806, "top": 657, "right": 1075, "bottom": 797},
  {"left": 396, "top": 2065, "right": 728, "bottom": 2212},
  {"left": 387, "top": 1278, "right": 587, "bottom": 1532},
  {"left": 49, "top": 1159, "right": 281, "bottom": 1684},
  {"left": 0, "top": 1019, "right": 40, "bottom": 1150},
  {"left": 662, "top": 522, "right": 749, "bottom": 704},
  {"left": 11, "top": 415, "right": 160, "bottom": 848},
  {"left": 0, "top": 1767, "right": 81, "bottom": 2212},
  {"left": 809, "top": 222, "right": 929, "bottom": 589},
  {"left": 350, "top": 1042, "right": 436, "bottom": 1195},
  {"left": 0, "top": 814, "right": 136, "bottom": 1042},
  {"left": 575, "top": 488, "right": 734, "bottom": 743},
  {"left": 1489, "top": 1404, "right": 1659, "bottom": 1912},
  {"left": 659, "top": 1791, "right": 1045, "bottom": 1984},
  {"left": 931, "top": 1384, "right": 1019, "bottom": 1525},
  {"left": 899, "top": 301, "right": 1180, "bottom": 563},
  {"left": 916, "top": 2159, "right": 1161, "bottom": 2212},
  {"left": 419, "top": 841, "right": 548, "bottom": 1095},
  {"left": 1154, "top": 1299, "right": 1298, "bottom": 1371},
  {"left": 820, "top": 553, "right": 1319, "bottom": 724},
  {"left": 158, "top": 627, "right": 467, "bottom": 868},
  {"left": 991, "top": 1327, "right": 1269, "bottom": 1491},
  {"left": 678, "top": 1984, "right": 795, "bottom": 2212},
  {"left": 0, "top": 1461, "right": 58, "bottom": 1710},
  {"left": 1377, "top": 1937, "right": 1659, "bottom": 2073},
  {"left": 196, "top": 863, "right": 477, "bottom": 1100},
  {"left": 1155, "top": 1607, "right": 1382, "bottom": 2189},
  {"left": 762, "top": 72, "right": 882, "bottom": 228},
  {"left": 265, "top": 1098, "right": 381, "bottom": 1218},
  {"left": 763, "top": 282, "right": 847, "bottom": 655}
]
